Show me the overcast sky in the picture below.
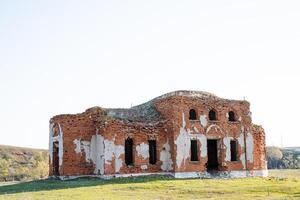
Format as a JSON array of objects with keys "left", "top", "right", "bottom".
[{"left": 0, "top": 0, "right": 299, "bottom": 149}]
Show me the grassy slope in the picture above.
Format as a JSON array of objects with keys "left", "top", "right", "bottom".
[
  {"left": 0, "top": 145, "right": 48, "bottom": 181},
  {"left": 0, "top": 170, "right": 299, "bottom": 200}
]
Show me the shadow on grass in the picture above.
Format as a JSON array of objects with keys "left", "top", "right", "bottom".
[{"left": 0, "top": 175, "right": 173, "bottom": 195}]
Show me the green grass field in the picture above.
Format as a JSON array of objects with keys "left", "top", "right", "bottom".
[{"left": 0, "top": 170, "right": 300, "bottom": 200}]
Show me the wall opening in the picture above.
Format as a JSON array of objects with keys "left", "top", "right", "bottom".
[
  {"left": 189, "top": 109, "right": 197, "bottom": 120},
  {"left": 148, "top": 140, "right": 157, "bottom": 164},
  {"left": 125, "top": 138, "right": 134, "bottom": 166},
  {"left": 230, "top": 140, "right": 238, "bottom": 161},
  {"left": 228, "top": 111, "right": 236, "bottom": 122},
  {"left": 209, "top": 110, "right": 217, "bottom": 120},
  {"left": 52, "top": 141, "right": 59, "bottom": 176},
  {"left": 190, "top": 140, "right": 199, "bottom": 161},
  {"left": 207, "top": 139, "right": 218, "bottom": 170}
]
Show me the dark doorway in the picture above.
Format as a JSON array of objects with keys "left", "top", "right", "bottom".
[
  {"left": 207, "top": 140, "right": 218, "bottom": 170},
  {"left": 148, "top": 140, "right": 157, "bottom": 164},
  {"left": 52, "top": 142, "right": 59, "bottom": 176},
  {"left": 125, "top": 138, "right": 134, "bottom": 166}
]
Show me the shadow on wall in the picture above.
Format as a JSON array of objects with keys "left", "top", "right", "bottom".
[{"left": 0, "top": 175, "right": 173, "bottom": 195}]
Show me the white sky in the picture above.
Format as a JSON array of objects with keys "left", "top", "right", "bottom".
[{"left": 0, "top": 0, "right": 299, "bottom": 149}]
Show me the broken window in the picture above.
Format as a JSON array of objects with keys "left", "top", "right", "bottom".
[
  {"left": 189, "top": 109, "right": 197, "bottom": 120},
  {"left": 125, "top": 138, "right": 134, "bottom": 166},
  {"left": 209, "top": 109, "right": 217, "bottom": 120},
  {"left": 190, "top": 140, "right": 199, "bottom": 161},
  {"left": 228, "top": 111, "right": 236, "bottom": 122},
  {"left": 148, "top": 140, "right": 157, "bottom": 164},
  {"left": 230, "top": 140, "right": 237, "bottom": 161}
]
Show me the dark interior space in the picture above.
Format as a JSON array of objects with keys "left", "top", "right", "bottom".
[
  {"left": 125, "top": 138, "right": 134, "bottom": 166},
  {"left": 52, "top": 142, "right": 59, "bottom": 176},
  {"left": 189, "top": 109, "right": 197, "bottom": 120},
  {"left": 228, "top": 111, "right": 236, "bottom": 122},
  {"left": 230, "top": 140, "right": 237, "bottom": 161},
  {"left": 190, "top": 140, "right": 199, "bottom": 161},
  {"left": 148, "top": 140, "right": 157, "bottom": 164},
  {"left": 208, "top": 110, "right": 217, "bottom": 120},
  {"left": 207, "top": 139, "right": 218, "bottom": 170}
]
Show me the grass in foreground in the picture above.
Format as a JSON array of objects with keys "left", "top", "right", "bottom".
[{"left": 0, "top": 169, "right": 300, "bottom": 200}]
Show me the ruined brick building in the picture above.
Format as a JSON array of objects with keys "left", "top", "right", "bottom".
[{"left": 49, "top": 90, "right": 267, "bottom": 179}]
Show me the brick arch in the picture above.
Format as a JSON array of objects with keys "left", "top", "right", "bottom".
[{"left": 205, "top": 124, "right": 226, "bottom": 139}]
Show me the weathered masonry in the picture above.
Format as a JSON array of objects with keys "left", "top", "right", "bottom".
[{"left": 49, "top": 90, "right": 267, "bottom": 179}]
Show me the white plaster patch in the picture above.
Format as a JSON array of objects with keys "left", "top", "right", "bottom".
[
  {"left": 104, "top": 140, "right": 115, "bottom": 164},
  {"left": 58, "top": 124, "right": 64, "bottom": 167},
  {"left": 160, "top": 140, "right": 173, "bottom": 171},
  {"left": 104, "top": 139, "right": 124, "bottom": 173},
  {"left": 90, "top": 134, "right": 105, "bottom": 175},
  {"left": 136, "top": 142, "right": 149, "bottom": 159},
  {"left": 238, "top": 116, "right": 242, "bottom": 122},
  {"left": 193, "top": 126, "right": 199, "bottom": 133},
  {"left": 175, "top": 112, "right": 207, "bottom": 168},
  {"left": 81, "top": 141, "right": 91, "bottom": 162},
  {"left": 223, "top": 136, "right": 233, "bottom": 161},
  {"left": 141, "top": 165, "right": 148, "bottom": 170},
  {"left": 72, "top": 134, "right": 107, "bottom": 175},
  {"left": 199, "top": 115, "right": 207, "bottom": 127},
  {"left": 197, "top": 133, "right": 207, "bottom": 158},
  {"left": 73, "top": 139, "right": 82, "bottom": 154},
  {"left": 114, "top": 145, "right": 125, "bottom": 173},
  {"left": 240, "top": 153, "right": 246, "bottom": 169},
  {"left": 49, "top": 123, "right": 54, "bottom": 164},
  {"left": 237, "top": 131, "right": 245, "bottom": 148},
  {"left": 175, "top": 113, "right": 191, "bottom": 168},
  {"left": 72, "top": 139, "right": 91, "bottom": 163},
  {"left": 175, "top": 127, "right": 191, "bottom": 168},
  {"left": 182, "top": 112, "right": 186, "bottom": 128},
  {"left": 246, "top": 132, "right": 254, "bottom": 162}
]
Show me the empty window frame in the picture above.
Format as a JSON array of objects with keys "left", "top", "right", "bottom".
[
  {"left": 125, "top": 138, "right": 134, "bottom": 166},
  {"left": 148, "top": 140, "right": 157, "bottom": 164},
  {"left": 209, "top": 109, "right": 217, "bottom": 120},
  {"left": 230, "top": 140, "right": 238, "bottom": 161},
  {"left": 228, "top": 111, "right": 236, "bottom": 122},
  {"left": 189, "top": 109, "right": 197, "bottom": 120},
  {"left": 190, "top": 140, "right": 199, "bottom": 161}
]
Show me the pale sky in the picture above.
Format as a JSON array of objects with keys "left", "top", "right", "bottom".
[{"left": 0, "top": 0, "right": 299, "bottom": 149}]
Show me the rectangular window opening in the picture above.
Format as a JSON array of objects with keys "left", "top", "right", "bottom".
[
  {"left": 190, "top": 140, "right": 199, "bottom": 161},
  {"left": 125, "top": 138, "right": 134, "bottom": 166},
  {"left": 148, "top": 140, "right": 157, "bottom": 164},
  {"left": 230, "top": 140, "right": 237, "bottom": 161}
]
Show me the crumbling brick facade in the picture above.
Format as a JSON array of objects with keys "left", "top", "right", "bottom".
[{"left": 49, "top": 91, "right": 267, "bottom": 179}]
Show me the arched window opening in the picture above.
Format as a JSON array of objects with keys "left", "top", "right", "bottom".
[
  {"left": 189, "top": 109, "right": 197, "bottom": 120},
  {"left": 228, "top": 111, "right": 236, "bottom": 122},
  {"left": 209, "top": 109, "right": 217, "bottom": 120},
  {"left": 125, "top": 138, "right": 134, "bottom": 166}
]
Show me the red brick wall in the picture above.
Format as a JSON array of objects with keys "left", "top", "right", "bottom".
[{"left": 49, "top": 95, "right": 266, "bottom": 177}]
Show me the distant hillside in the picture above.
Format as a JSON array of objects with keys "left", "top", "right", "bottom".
[
  {"left": 0, "top": 145, "right": 48, "bottom": 182},
  {"left": 283, "top": 147, "right": 300, "bottom": 152},
  {"left": 267, "top": 146, "right": 300, "bottom": 169}
]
